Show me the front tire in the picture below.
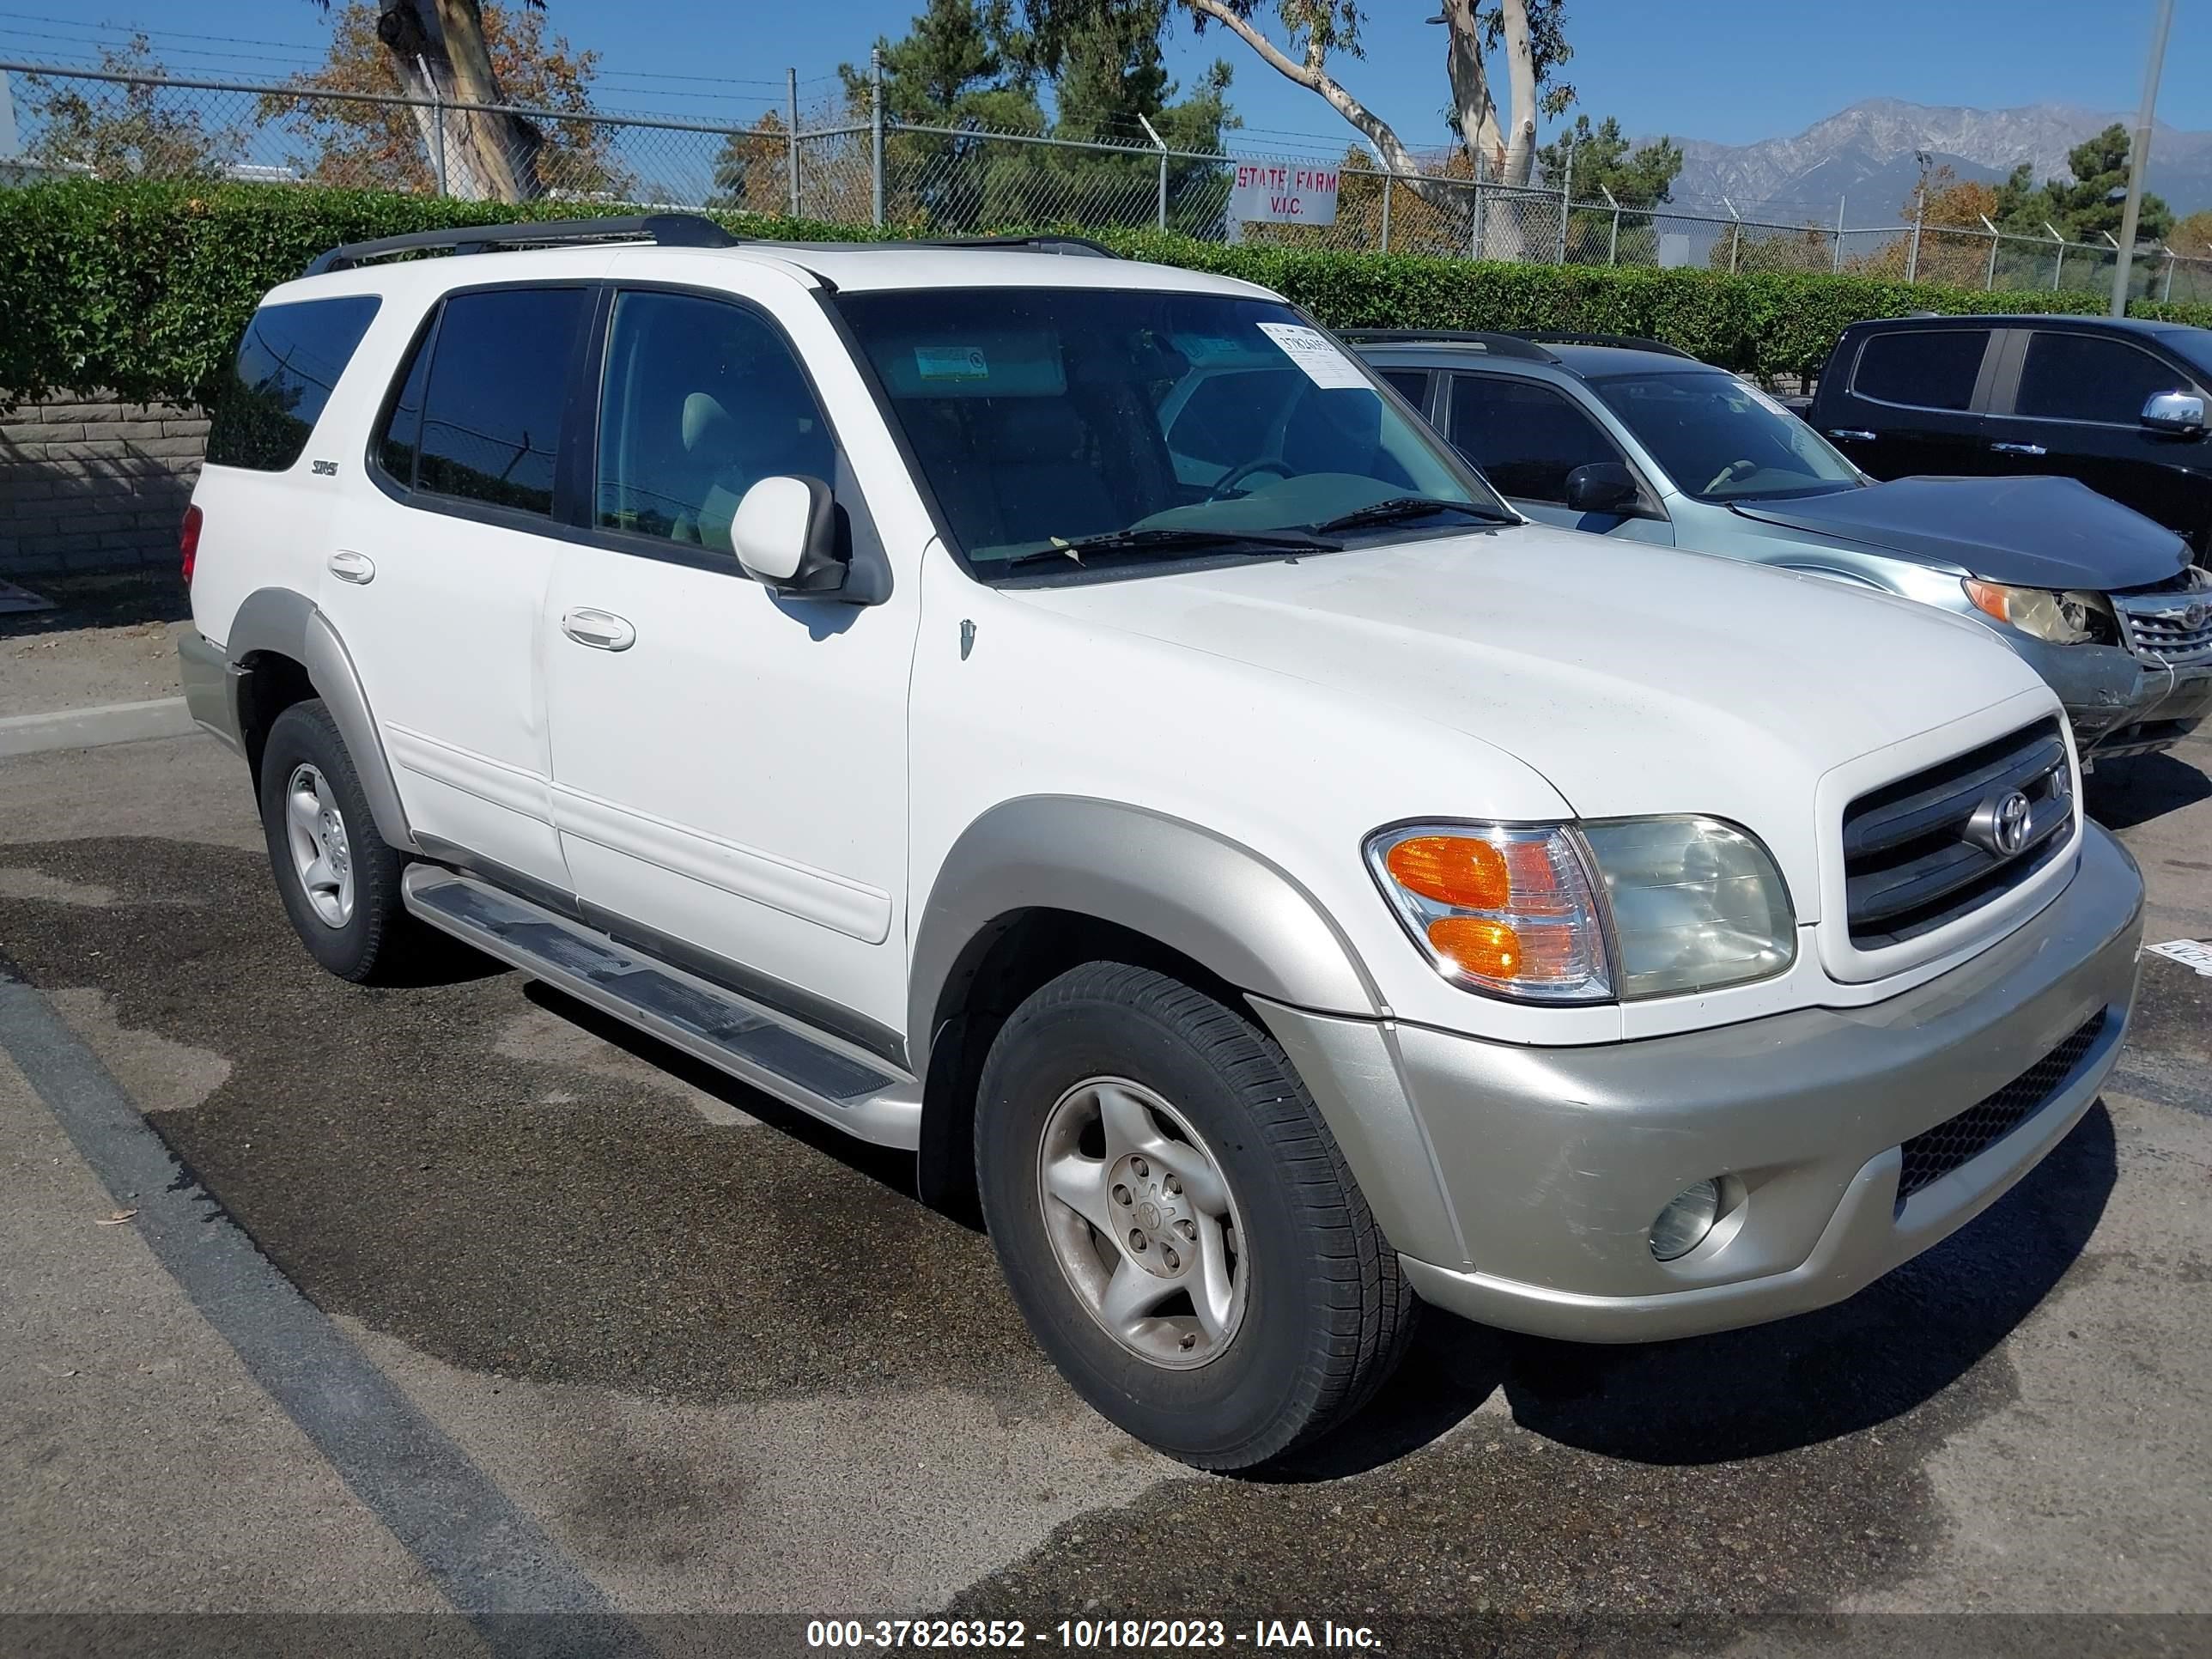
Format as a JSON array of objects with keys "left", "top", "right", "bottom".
[
  {"left": 975, "top": 963, "right": 1416, "bottom": 1470},
  {"left": 258, "top": 699, "right": 419, "bottom": 983}
]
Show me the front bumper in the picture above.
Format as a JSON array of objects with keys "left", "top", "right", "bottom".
[
  {"left": 2011, "top": 634, "right": 2212, "bottom": 757},
  {"left": 1255, "top": 822, "right": 2143, "bottom": 1344}
]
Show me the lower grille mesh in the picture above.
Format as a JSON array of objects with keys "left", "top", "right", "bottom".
[{"left": 1895, "top": 1011, "right": 2108, "bottom": 1204}]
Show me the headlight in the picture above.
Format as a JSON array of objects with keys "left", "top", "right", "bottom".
[
  {"left": 1366, "top": 817, "right": 1796, "bottom": 1004},
  {"left": 1579, "top": 817, "right": 1796, "bottom": 998},
  {"left": 1962, "top": 580, "right": 2116, "bottom": 646}
]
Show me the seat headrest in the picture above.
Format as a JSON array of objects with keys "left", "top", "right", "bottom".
[{"left": 682, "top": 392, "right": 736, "bottom": 457}]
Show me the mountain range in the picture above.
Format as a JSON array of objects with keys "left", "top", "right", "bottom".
[{"left": 1662, "top": 99, "right": 2212, "bottom": 234}]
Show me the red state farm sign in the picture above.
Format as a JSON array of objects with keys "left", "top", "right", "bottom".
[{"left": 1228, "top": 162, "right": 1340, "bottom": 226}]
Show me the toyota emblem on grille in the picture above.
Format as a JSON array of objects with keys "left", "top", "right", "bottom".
[{"left": 1968, "top": 788, "right": 2035, "bottom": 858}]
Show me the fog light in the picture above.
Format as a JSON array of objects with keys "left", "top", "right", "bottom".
[{"left": 1650, "top": 1178, "right": 1722, "bottom": 1261}]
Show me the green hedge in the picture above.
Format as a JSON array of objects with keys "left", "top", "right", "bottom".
[{"left": 2, "top": 177, "right": 2206, "bottom": 406}]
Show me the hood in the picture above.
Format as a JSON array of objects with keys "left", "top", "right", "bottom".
[
  {"left": 1728, "top": 474, "right": 2191, "bottom": 591},
  {"left": 1011, "top": 526, "right": 2046, "bottom": 877}
]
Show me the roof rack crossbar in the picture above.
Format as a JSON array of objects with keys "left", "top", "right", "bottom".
[
  {"left": 305, "top": 213, "right": 738, "bottom": 276},
  {"left": 1334, "top": 329, "right": 1558, "bottom": 362}
]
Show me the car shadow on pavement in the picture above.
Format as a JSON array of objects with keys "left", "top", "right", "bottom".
[
  {"left": 2086, "top": 751, "right": 2211, "bottom": 831},
  {"left": 1264, "top": 1103, "right": 2117, "bottom": 1482},
  {"left": 0, "top": 570, "right": 191, "bottom": 641},
  {"left": 520, "top": 979, "right": 922, "bottom": 1194}
]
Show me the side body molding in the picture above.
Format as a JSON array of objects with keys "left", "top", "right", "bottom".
[
  {"left": 224, "top": 586, "right": 420, "bottom": 854},
  {"left": 908, "top": 796, "right": 1385, "bottom": 1072}
]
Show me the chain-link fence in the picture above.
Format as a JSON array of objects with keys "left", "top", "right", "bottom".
[{"left": 6, "top": 58, "right": 2211, "bottom": 305}]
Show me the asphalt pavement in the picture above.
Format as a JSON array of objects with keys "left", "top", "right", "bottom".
[{"left": 2, "top": 728, "right": 2209, "bottom": 1659}]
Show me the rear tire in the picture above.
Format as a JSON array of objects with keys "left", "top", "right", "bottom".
[
  {"left": 258, "top": 700, "right": 420, "bottom": 983},
  {"left": 975, "top": 962, "right": 1417, "bottom": 1471}
]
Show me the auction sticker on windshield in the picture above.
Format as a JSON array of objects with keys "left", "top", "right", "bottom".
[{"left": 1256, "top": 322, "right": 1369, "bottom": 390}]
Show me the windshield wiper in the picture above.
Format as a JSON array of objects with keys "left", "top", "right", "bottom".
[
  {"left": 994, "top": 525, "right": 1342, "bottom": 575},
  {"left": 1310, "top": 497, "right": 1516, "bottom": 535}
]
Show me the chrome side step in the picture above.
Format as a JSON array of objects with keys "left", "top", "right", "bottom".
[{"left": 401, "top": 866, "right": 921, "bottom": 1149}]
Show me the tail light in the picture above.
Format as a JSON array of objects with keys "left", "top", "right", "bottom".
[{"left": 179, "top": 504, "right": 203, "bottom": 586}]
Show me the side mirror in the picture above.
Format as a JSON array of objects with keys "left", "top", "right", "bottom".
[
  {"left": 2141, "top": 390, "right": 2207, "bottom": 436},
  {"left": 1564, "top": 460, "right": 1645, "bottom": 516},
  {"left": 731, "top": 475, "right": 846, "bottom": 593}
]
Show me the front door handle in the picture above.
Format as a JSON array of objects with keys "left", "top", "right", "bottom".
[
  {"left": 561, "top": 608, "right": 636, "bottom": 652},
  {"left": 1826, "top": 428, "right": 1876, "bottom": 443},
  {"left": 1990, "top": 441, "right": 2047, "bottom": 456},
  {"left": 327, "top": 550, "right": 375, "bottom": 584}
]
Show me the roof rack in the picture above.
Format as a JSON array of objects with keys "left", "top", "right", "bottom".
[
  {"left": 303, "top": 217, "right": 1125, "bottom": 279},
  {"left": 304, "top": 213, "right": 738, "bottom": 276},
  {"left": 1334, "top": 329, "right": 1558, "bottom": 362},
  {"left": 1515, "top": 331, "right": 1696, "bottom": 359}
]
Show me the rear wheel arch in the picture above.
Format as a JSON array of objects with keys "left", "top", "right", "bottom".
[{"left": 222, "top": 586, "right": 416, "bottom": 853}]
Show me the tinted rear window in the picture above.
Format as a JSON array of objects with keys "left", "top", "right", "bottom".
[
  {"left": 407, "top": 287, "right": 589, "bottom": 517},
  {"left": 204, "top": 295, "right": 381, "bottom": 471},
  {"left": 1850, "top": 329, "right": 1989, "bottom": 411}
]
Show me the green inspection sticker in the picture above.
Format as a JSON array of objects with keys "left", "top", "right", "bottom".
[{"left": 916, "top": 345, "right": 990, "bottom": 380}]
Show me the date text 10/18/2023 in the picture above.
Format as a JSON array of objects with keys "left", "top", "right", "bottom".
[{"left": 806, "top": 1618, "right": 1384, "bottom": 1650}]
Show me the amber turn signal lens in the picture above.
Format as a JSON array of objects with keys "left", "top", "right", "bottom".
[
  {"left": 1962, "top": 580, "right": 2009, "bottom": 623},
  {"left": 1386, "top": 836, "right": 1511, "bottom": 910},
  {"left": 1426, "top": 916, "right": 1521, "bottom": 978}
]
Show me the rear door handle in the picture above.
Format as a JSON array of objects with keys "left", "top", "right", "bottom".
[
  {"left": 326, "top": 550, "right": 375, "bottom": 584},
  {"left": 561, "top": 608, "right": 636, "bottom": 652},
  {"left": 1990, "top": 441, "right": 2047, "bottom": 456},
  {"left": 1826, "top": 428, "right": 1876, "bottom": 442}
]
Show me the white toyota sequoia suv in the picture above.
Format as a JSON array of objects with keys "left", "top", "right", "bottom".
[{"left": 179, "top": 216, "right": 2144, "bottom": 1470}]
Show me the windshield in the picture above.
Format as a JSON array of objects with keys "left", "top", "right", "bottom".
[
  {"left": 1589, "top": 370, "right": 1863, "bottom": 502},
  {"left": 2158, "top": 327, "right": 2212, "bottom": 384},
  {"left": 834, "top": 288, "right": 1504, "bottom": 577}
]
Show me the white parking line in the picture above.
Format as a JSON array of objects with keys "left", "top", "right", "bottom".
[
  {"left": 0, "top": 696, "right": 198, "bottom": 758},
  {"left": 0, "top": 966, "right": 646, "bottom": 1655}
]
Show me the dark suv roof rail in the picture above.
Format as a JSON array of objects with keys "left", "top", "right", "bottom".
[
  {"left": 1515, "top": 331, "right": 1697, "bottom": 359},
  {"left": 757, "top": 233, "right": 1122, "bottom": 259},
  {"left": 304, "top": 213, "right": 739, "bottom": 276},
  {"left": 1335, "top": 329, "right": 1559, "bottom": 362}
]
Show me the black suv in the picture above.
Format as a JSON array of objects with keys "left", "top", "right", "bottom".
[{"left": 1806, "top": 315, "right": 2212, "bottom": 560}]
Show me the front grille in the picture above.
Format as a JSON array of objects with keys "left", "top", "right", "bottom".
[
  {"left": 1895, "top": 1011, "right": 2108, "bottom": 1204},
  {"left": 1841, "top": 717, "right": 2075, "bottom": 948},
  {"left": 2115, "top": 572, "right": 2212, "bottom": 665}
]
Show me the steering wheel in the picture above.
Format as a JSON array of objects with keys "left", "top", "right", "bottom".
[
  {"left": 1702, "top": 458, "right": 1759, "bottom": 493},
  {"left": 1206, "top": 458, "right": 1294, "bottom": 501}
]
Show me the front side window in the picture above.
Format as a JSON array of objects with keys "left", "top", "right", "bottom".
[
  {"left": 594, "top": 289, "right": 835, "bottom": 552},
  {"left": 1850, "top": 329, "right": 1989, "bottom": 411},
  {"left": 1590, "top": 370, "right": 1862, "bottom": 501},
  {"left": 2015, "top": 332, "right": 2194, "bottom": 425},
  {"left": 205, "top": 295, "right": 381, "bottom": 471},
  {"left": 834, "top": 288, "right": 1500, "bottom": 580},
  {"left": 1447, "top": 375, "right": 1625, "bottom": 503},
  {"left": 384, "top": 286, "right": 589, "bottom": 518}
]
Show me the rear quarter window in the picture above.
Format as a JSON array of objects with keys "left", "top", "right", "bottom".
[
  {"left": 204, "top": 295, "right": 382, "bottom": 471},
  {"left": 1849, "top": 328, "right": 1989, "bottom": 412}
]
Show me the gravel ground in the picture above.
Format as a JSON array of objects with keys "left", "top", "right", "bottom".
[{"left": 0, "top": 574, "right": 191, "bottom": 718}]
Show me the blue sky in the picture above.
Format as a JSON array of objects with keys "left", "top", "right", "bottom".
[{"left": 3, "top": 1, "right": 2205, "bottom": 157}]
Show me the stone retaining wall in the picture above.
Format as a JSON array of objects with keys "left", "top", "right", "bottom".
[{"left": 0, "top": 395, "right": 208, "bottom": 579}]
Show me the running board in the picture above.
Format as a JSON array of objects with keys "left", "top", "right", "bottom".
[{"left": 401, "top": 866, "right": 921, "bottom": 1149}]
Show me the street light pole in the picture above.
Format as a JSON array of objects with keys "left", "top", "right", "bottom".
[{"left": 2110, "top": 0, "right": 2175, "bottom": 317}]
